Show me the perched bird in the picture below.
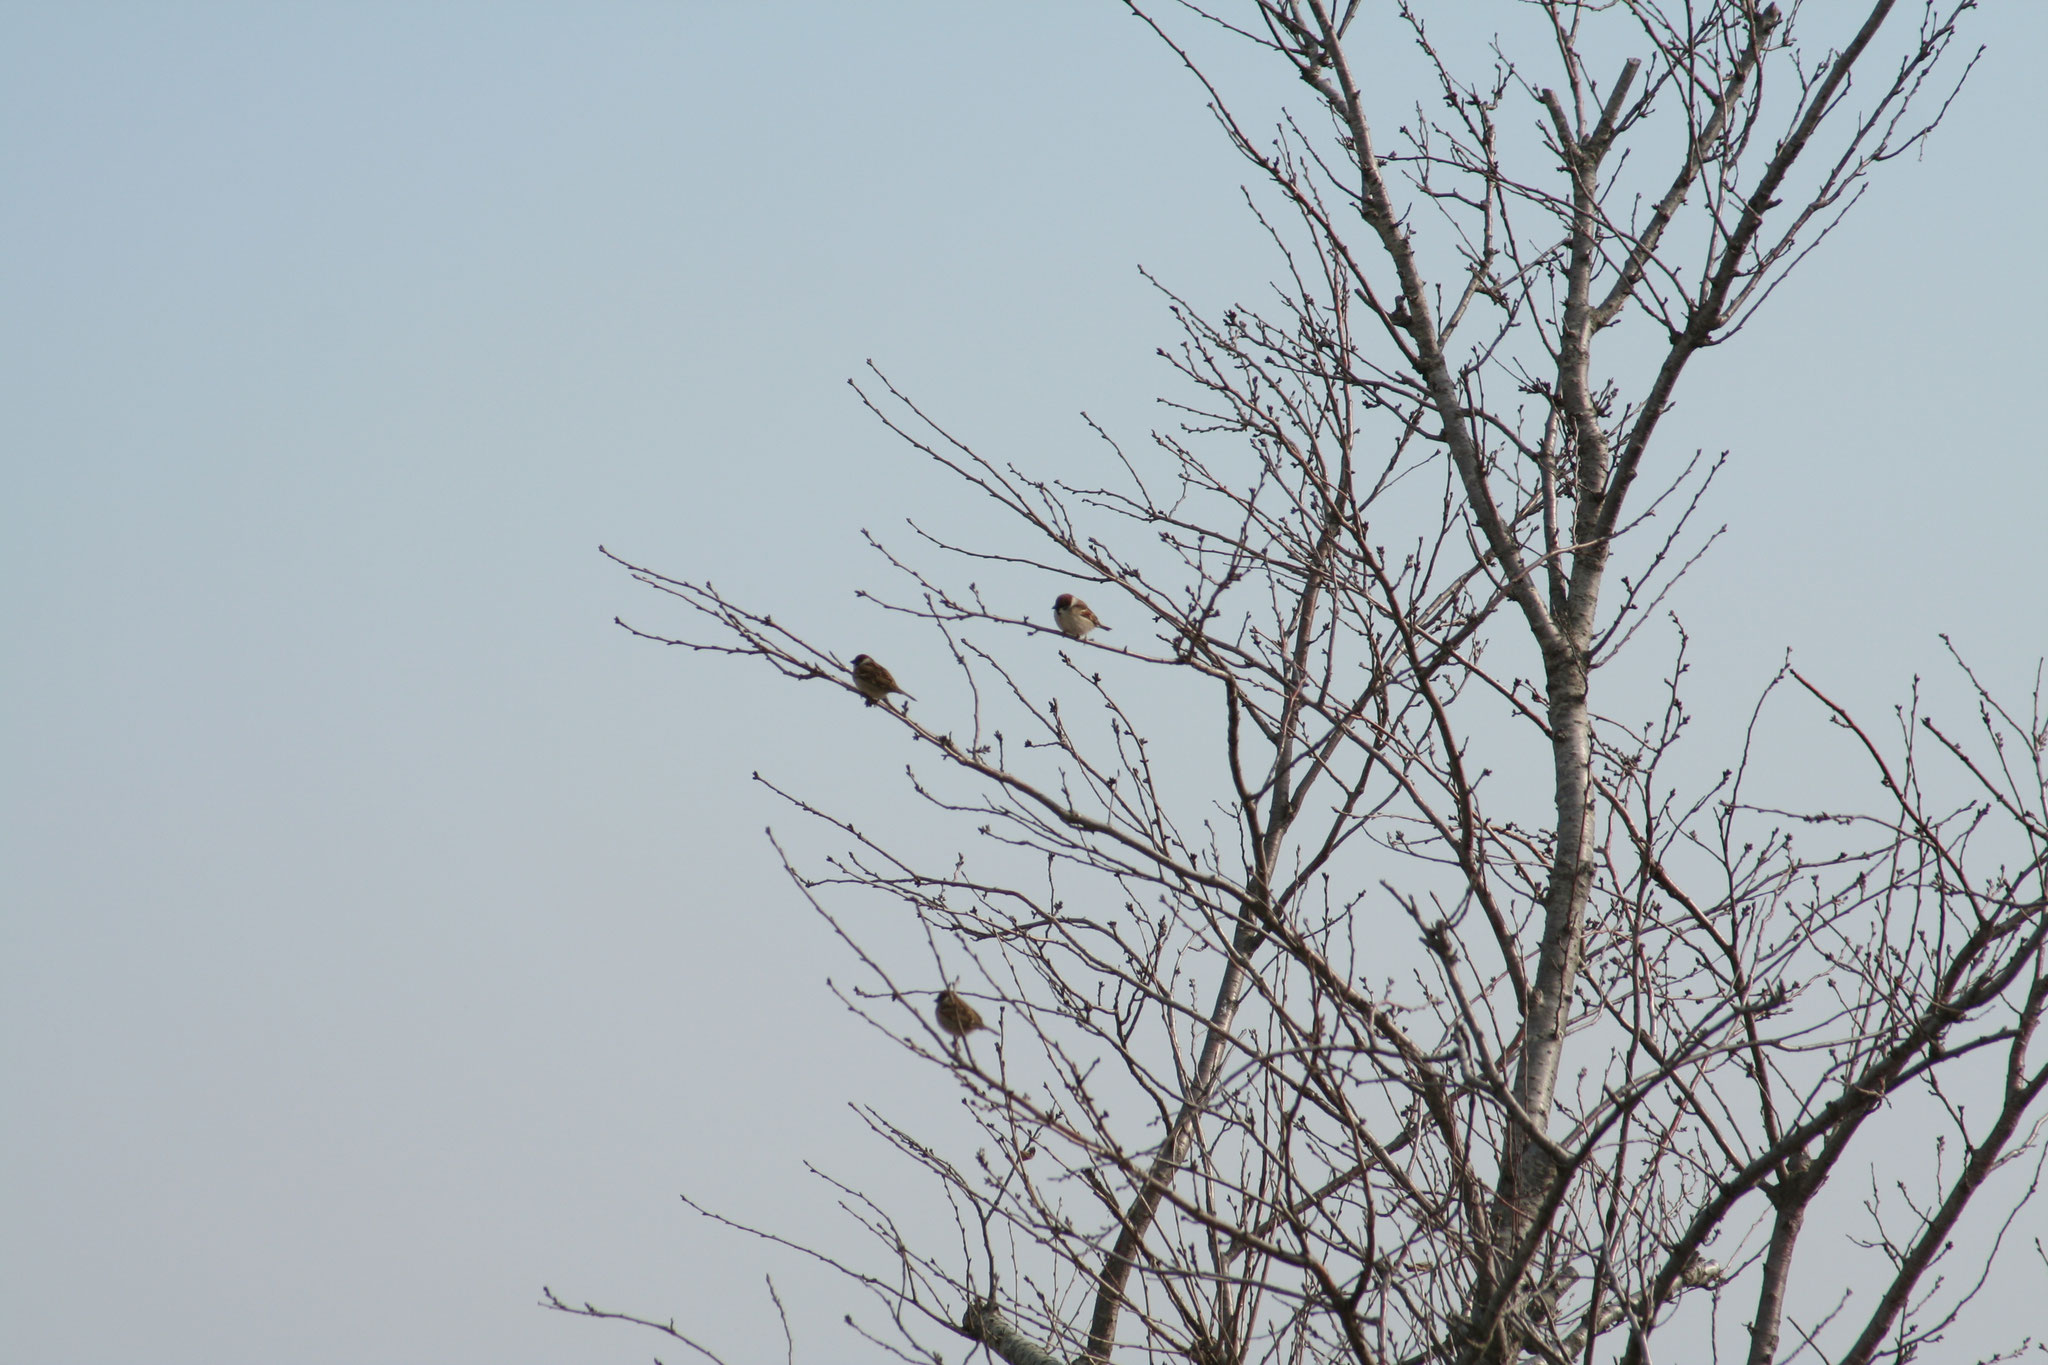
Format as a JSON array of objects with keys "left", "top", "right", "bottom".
[
  {"left": 1053, "top": 593, "right": 1110, "bottom": 639},
  {"left": 850, "top": 654, "right": 914, "bottom": 707},
  {"left": 935, "top": 988, "right": 987, "bottom": 1039}
]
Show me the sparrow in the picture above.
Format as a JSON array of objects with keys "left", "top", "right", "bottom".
[
  {"left": 1052, "top": 593, "right": 1110, "bottom": 639},
  {"left": 935, "top": 988, "right": 987, "bottom": 1039},
  {"left": 850, "top": 654, "right": 914, "bottom": 707}
]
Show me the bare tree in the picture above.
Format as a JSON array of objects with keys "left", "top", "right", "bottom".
[{"left": 553, "top": 3, "right": 2047, "bottom": 1363}]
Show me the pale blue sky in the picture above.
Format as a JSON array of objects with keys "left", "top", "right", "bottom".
[{"left": 4, "top": 4, "right": 2044, "bottom": 1363}]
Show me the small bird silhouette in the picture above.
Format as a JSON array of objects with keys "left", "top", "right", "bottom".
[
  {"left": 850, "top": 654, "right": 914, "bottom": 707},
  {"left": 935, "top": 988, "right": 986, "bottom": 1039},
  {"left": 1053, "top": 593, "right": 1110, "bottom": 639}
]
